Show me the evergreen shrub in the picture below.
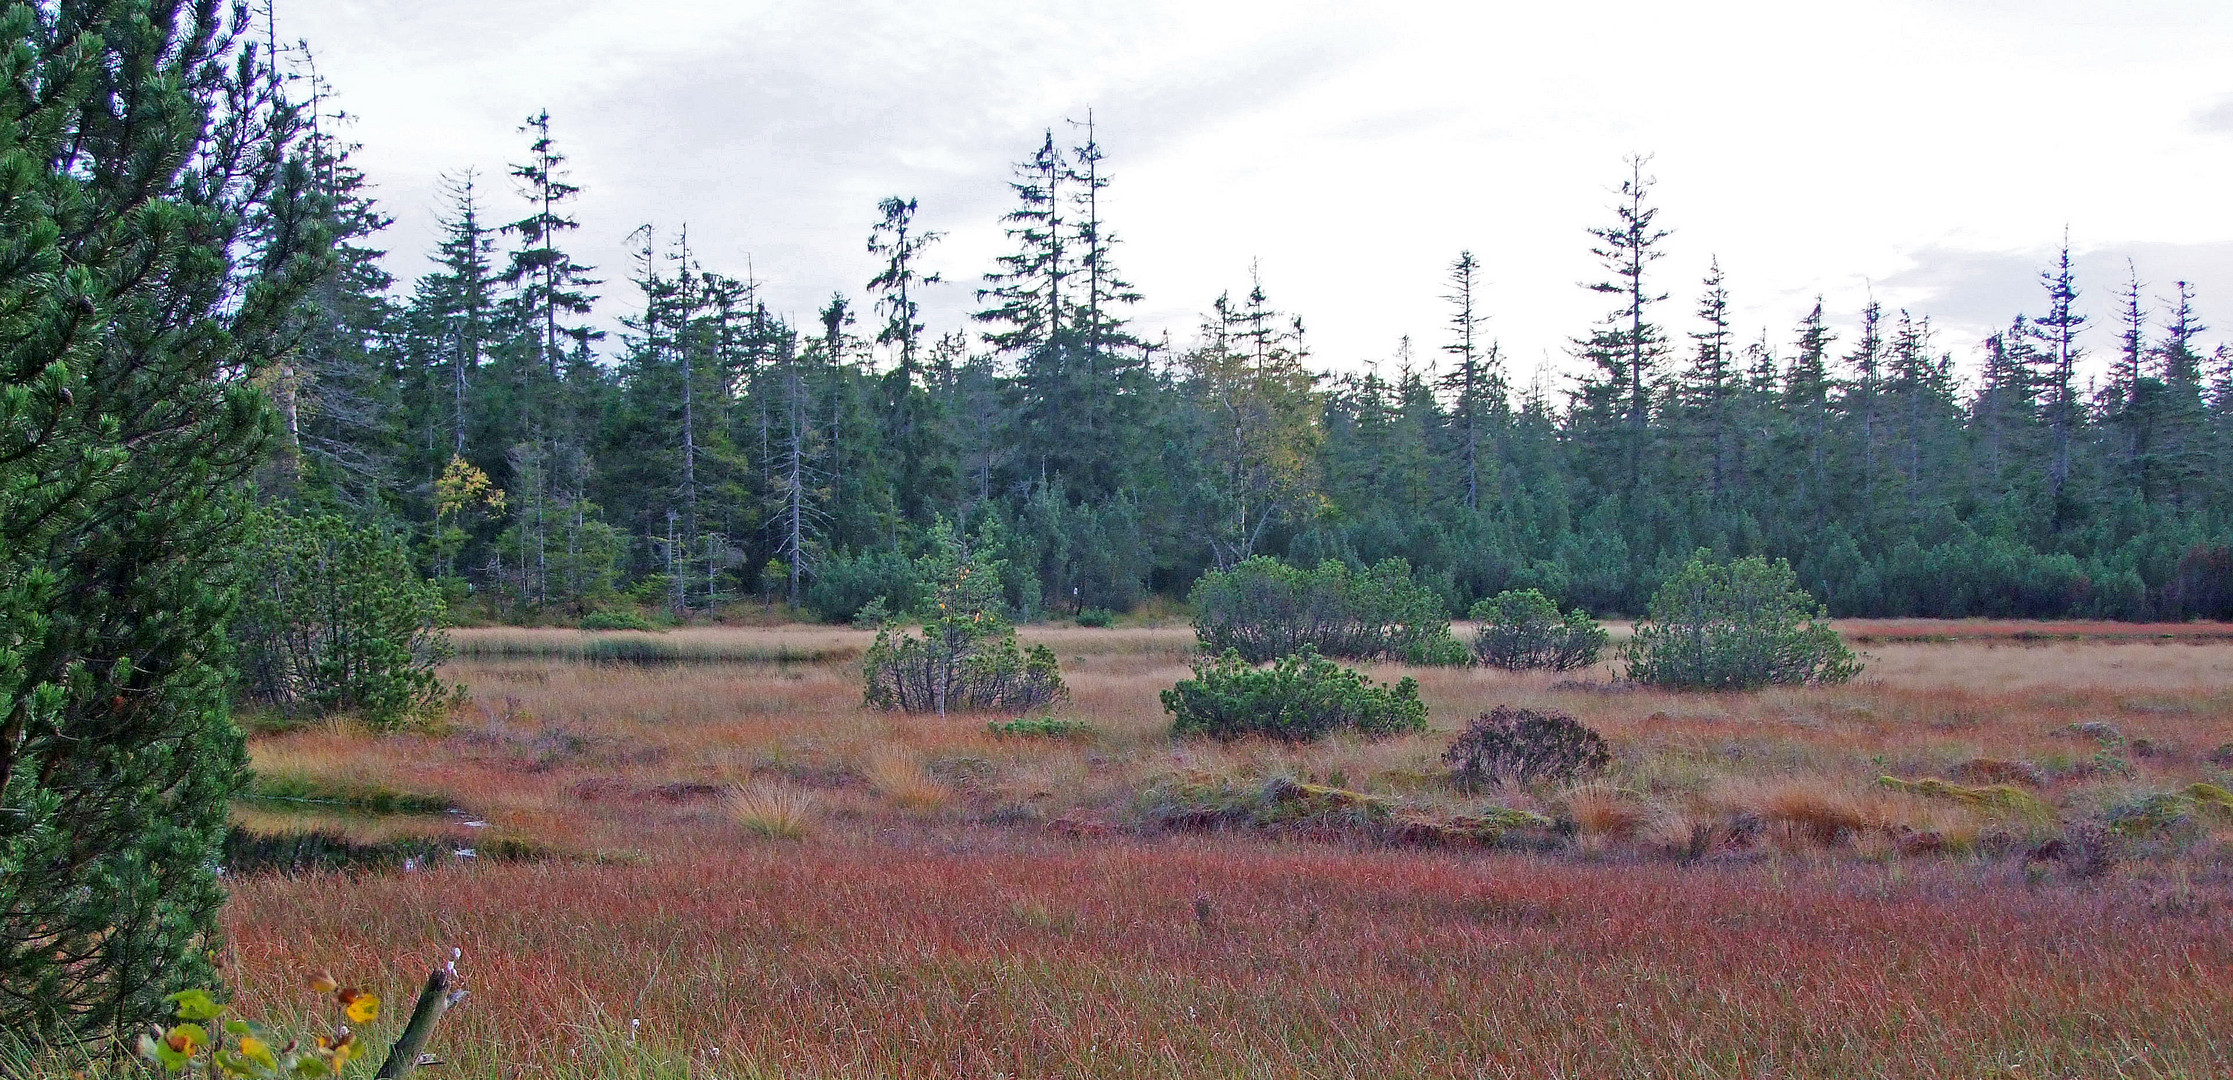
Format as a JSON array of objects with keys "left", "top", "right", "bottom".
[
  {"left": 1162, "top": 647, "right": 1428, "bottom": 741},
  {"left": 233, "top": 512, "right": 459, "bottom": 730},
  {"left": 1469, "top": 589, "right": 1607, "bottom": 671},
  {"left": 1190, "top": 556, "right": 1465, "bottom": 664},
  {"left": 1624, "top": 553, "right": 1861, "bottom": 690},
  {"left": 862, "top": 525, "right": 1065, "bottom": 714},
  {"left": 1444, "top": 706, "right": 1611, "bottom": 789}
]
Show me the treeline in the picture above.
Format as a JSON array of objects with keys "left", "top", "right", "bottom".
[{"left": 281, "top": 104, "right": 2233, "bottom": 621}]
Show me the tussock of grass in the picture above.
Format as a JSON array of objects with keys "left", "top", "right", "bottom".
[
  {"left": 865, "top": 748, "right": 952, "bottom": 811},
  {"left": 727, "top": 781, "right": 819, "bottom": 839}
]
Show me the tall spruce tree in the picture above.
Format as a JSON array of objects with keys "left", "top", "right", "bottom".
[{"left": 1573, "top": 155, "right": 1671, "bottom": 495}]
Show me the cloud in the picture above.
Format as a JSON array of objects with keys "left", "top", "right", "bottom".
[
  {"left": 1878, "top": 240, "right": 2233, "bottom": 377},
  {"left": 2197, "top": 94, "right": 2233, "bottom": 135}
]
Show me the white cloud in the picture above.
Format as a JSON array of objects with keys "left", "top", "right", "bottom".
[{"left": 279, "top": 0, "right": 2233, "bottom": 379}]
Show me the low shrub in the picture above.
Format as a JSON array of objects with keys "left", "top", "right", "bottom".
[
  {"left": 862, "top": 525, "right": 1066, "bottom": 714},
  {"left": 233, "top": 510, "right": 459, "bottom": 729},
  {"left": 987, "top": 716, "right": 1095, "bottom": 739},
  {"left": 1162, "top": 648, "right": 1428, "bottom": 741},
  {"left": 1074, "top": 607, "right": 1117, "bottom": 628},
  {"left": 1190, "top": 556, "right": 1465, "bottom": 664},
  {"left": 1469, "top": 589, "right": 1607, "bottom": 671},
  {"left": 1444, "top": 706, "right": 1611, "bottom": 789},
  {"left": 1623, "top": 552, "right": 1861, "bottom": 690}
]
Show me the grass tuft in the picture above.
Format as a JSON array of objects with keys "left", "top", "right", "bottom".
[{"left": 726, "top": 781, "right": 819, "bottom": 839}]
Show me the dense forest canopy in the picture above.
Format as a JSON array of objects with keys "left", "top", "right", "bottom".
[{"left": 274, "top": 79, "right": 2233, "bottom": 622}]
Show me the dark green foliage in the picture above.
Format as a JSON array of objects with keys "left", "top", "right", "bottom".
[
  {"left": 986, "top": 716, "right": 1094, "bottom": 739},
  {"left": 806, "top": 547, "right": 921, "bottom": 624},
  {"left": 862, "top": 525, "right": 1065, "bottom": 714},
  {"left": 1443, "top": 706, "right": 1612, "bottom": 789},
  {"left": 1190, "top": 556, "right": 1464, "bottom": 664},
  {"left": 1073, "top": 607, "right": 1116, "bottom": 628},
  {"left": 234, "top": 512, "right": 457, "bottom": 730},
  {"left": 0, "top": 2, "right": 325, "bottom": 1039},
  {"left": 1162, "top": 648, "right": 1428, "bottom": 741},
  {"left": 1624, "top": 554, "right": 1862, "bottom": 690},
  {"left": 1469, "top": 589, "right": 1607, "bottom": 671},
  {"left": 221, "top": 827, "right": 549, "bottom": 876}
]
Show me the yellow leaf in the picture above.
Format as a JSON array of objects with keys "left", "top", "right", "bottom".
[{"left": 344, "top": 993, "right": 380, "bottom": 1024}]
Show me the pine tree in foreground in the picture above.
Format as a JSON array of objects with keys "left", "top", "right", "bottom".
[{"left": 0, "top": 2, "right": 325, "bottom": 1038}]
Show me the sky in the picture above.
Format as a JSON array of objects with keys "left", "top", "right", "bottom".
[{"left": 279, "top": 0, "right": 2233, "bottom": 389}]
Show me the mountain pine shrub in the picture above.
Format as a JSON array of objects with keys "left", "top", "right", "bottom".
[
  {"left": 1469, "top": 588, "right": 1607, "bottom": 671},
  {"left": 1162, "top": 647, "right": 1427, "bottom": 740},
  {"left": 1624, "top": 553, "right": 1861, "bottom": 690}
]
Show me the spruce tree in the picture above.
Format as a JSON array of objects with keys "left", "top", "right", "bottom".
[
  {"left": 1437, "top": 251, "right": 1502, "bottom": 510},
  {"left": 1573, "top": 155, "right": 1671, "bottom": 495}
]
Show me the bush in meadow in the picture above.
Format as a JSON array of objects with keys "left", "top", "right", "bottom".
[
  {"left": 1623, "top": 552, "right": 1861, "bottom": 690},
  {"left": 1469, "top": 588, "right": 1607, "bottom": 671},
  {"left": 1190, "top": 556, "right": 1467, "bottom": 665},
  {"left": 862, "top": 523, "right": 1065, "bottom": 714},
  {"left": 233, "top": 511, "right": 460, "bottom": 730},
  {"left": 1162, "top": 647, "right": 1427, "bottom": 741},
  {"left": 1444, "top": 706, "right": 1611, "bottom": 789}
]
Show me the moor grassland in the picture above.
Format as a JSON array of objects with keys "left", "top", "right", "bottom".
[{"left": 221, "top": 622, "right": 2233, "bottom": 1079}]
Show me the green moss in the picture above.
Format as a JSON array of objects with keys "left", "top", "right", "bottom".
[{"left": 1876, "top": 775, "right": 2052, "bottom": 821}]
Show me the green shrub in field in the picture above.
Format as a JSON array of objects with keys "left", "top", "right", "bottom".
[
  {"left": 1074, "top": 607, "right": 1117, "bottom": 628},
  {"left": 987, "top": 716, "right": 1095, "bottom": 739},
  {"left": 1190, "top": 556, "right": 1465, "bottom": 664},
  {"left": 863, "top": 524, "right": 1065, "bottom": 714},
  {"left": 233, "top": 511, "right": 460, "bottom": 730},
  {"left": 1623, "top": 553, "right": 1861, "bottom": 690},
  {"left": 1468, "top": 589, "right": 1607, "bottom": 671},
  {"left": 1162, "top": 647, "right": 1428, "bottom": 741},
  {"left": 1443, "top": 706, "right": 1610, "bottom": 789}
]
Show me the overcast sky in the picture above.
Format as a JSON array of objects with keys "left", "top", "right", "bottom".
[{"left": 279, "top": 0, "right": 2233, "bottom": 389}]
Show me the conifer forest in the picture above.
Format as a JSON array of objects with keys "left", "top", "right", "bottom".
[{"left": 279, "top": 101, "right": 2233, "bottom": 625}]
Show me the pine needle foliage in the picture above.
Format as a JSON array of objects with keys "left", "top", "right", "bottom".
[
  {"left": 1624, "top": 553, "right": 1861, "bottom": 690},
  {"left": 0, "top": 1, "right": 327, "bottom": 1040}
]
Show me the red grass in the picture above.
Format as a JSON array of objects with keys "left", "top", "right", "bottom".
[{"left": 224, "top": 833, "right": 2233, "bottom": 1078}]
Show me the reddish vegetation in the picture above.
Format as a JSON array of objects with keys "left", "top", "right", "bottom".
[
  {"left": 226, "top": 836, "right": 2232, "bottom": 1078},
  {"left": 221, "top": 626, "right": 2233, "bottom": 1077}
]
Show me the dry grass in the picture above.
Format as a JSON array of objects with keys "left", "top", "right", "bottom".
[
  {"left": 863, "top": 746, "right": 953, "bottom": 811},
  {"left": 211, "top": 621, "right": 2233, "bottom": 1078},
  {"left": 726, "top": 780, "right": 819, "bottom": 839}
]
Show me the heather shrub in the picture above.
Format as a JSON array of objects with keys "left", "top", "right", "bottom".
[
  {"left": 1468, "top": 589, "right": 1607, "bottom": 671},
  {"left": 1190, "top": 556, "right": 1465, "bottom": 664},
  {"left": 1623, "top": 553, "right": 1860, "bottom": 690},
  {"left": 863, "top": 524, "right": 1065, "bottom": 714},
  {"left": 1444, "top": 706, "right": 1611, "bottom": 789},
  {"left": 1162, "top": 648, "right": 1428, "bottom": 741}
]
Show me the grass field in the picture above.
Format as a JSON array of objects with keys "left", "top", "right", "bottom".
[{"left": 215, "top": 620, "right": 2233, "bottom": 1078}]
